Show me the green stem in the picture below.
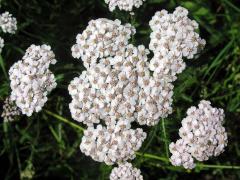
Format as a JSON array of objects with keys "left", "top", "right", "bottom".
[
  {"left": 135, "top": 152, "right": 169, "bottom": 163},
  {"left": 196, "top": 163, "right": 240, "bottom": 170},
  {"left": 44, "top": 110, "right": 240, "bottom": 170},
  {"left": 136, "top": 151, "right": 240, "bottom": 170},
  {"left": 0, "top": 54, "right": 8, "bottom": 80},
  {"left": 44, "top": 110, "right": 85, "bottom": 132},
  {"left": 222, "top": 0, "right": 240, "bottom": 13},
  {"left": 161, "top": 118, "right": 169, "bottom": 159},
  {"left": 203, "top": 39, "right": 233, "bottom": 80}
]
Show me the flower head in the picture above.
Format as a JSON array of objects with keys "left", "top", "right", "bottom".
[
  {"left": 169, "top": 100, "right": 228, "bottom": 169},
  {"left": 71, "top": 18, "right": 135, "bottom": 68},
  {"left": 69, "top": 44, "right": 173, "bottom": 126},
  {"left": 9, "top": 45, "right": 57, "bottom": 116},
  {"left": 69, "top": 7, "right": 207, "bottom": 177},
  {"left": 80, "top": 120, "right": 146, "bottom": 165},
  {"left": 110, "top": 162, "right": 143, "bottom": 180},
  {"left": 0, "top": 11, "right": 17, "bottom": 34},
  {"left": 149, "top": 7, "right": 206, "bottom": 82}
]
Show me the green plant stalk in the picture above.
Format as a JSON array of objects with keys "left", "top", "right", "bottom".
[
  {"left": 206, "top": 39, "right": 234, "bottom": 84},
  {"left": 161, "top": 118, "right": 169, "bottom": 159},
  {"left": 222, "top": 0, "right": 240, "bottom": 13},
  {"left": 135, "top": 152, "right": 169, "bottom": 163},
  {"left": 0, "top": 54, "right": 8, "bottom": 80},
  {"left": 203, "top": 39, "right": 234, "bottom": 80},
  {"left": 136, "top": 125, "right": 158, "bottom": 166},
  {"left": 44, "top": 110, "right": 240, "bottom": 170},
  {"left": 136, "top": 152, "right": 240, "bottom": 170},
  {"left": 44, "top": 110, "right": 84, "bottom": 132}
]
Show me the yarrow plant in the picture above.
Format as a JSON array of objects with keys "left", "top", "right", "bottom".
[
  {"left": 169, "top": 100, "right": 228, "bottom": 169},
  {"left": 68, "top": 6, "right": 211, "bottom": 179},
  {"left": 0, "top": 10, "right": 18, "bottom": 122},
  {"left": 104, "top": 0, "right": 146, "bottom": 12},
  {"left": 0, "top": 1, "right": 231, "bottom": 179},
  {"left": 9, "top": 44, "right": 57, "bottom": 116}
]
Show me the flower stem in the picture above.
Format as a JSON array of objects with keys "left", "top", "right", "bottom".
[
  {"left": 196, "top": 163, "right": 240, "bottom": 170},
  {"left": 44, "top": 110, "right": 240, "bottom": 170},
  {"left": 135, "top": 152, "right": 169, "bottom": 163},
  {"left": 44, "top": 110, "right": 85, "bottom": 132},
  {"left": 161, "top": 118, "right": 169, "bottom": 160}
]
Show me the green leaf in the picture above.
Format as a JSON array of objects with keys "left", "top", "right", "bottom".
[{"left": 0, "top": 54, "right": 8, "bottom": 80}]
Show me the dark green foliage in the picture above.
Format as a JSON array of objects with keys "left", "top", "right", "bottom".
[{"left": 0, "top": 0, "right": 240, "bottom": 179}]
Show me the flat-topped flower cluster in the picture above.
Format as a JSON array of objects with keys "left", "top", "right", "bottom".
[
  {"left": 80, "top": 119, "right": 146, "bottom": 165},
  {"left": 9, "top": 45, "right": 57, "bottom": 116},
  {"left": 169, "top": 100, "right": 228, "bottom": 169},
  {"left": 69, "top": 43, "right": 174, "bottom": 127},
  {"left": 69, "top": 6, "right": 207, "bottom": 179},
  {"left": 70, "top": 19, "right": 148, "bottom": 172},
  {"left": 149, "top": 7, "right": 206, "bottom": 82}
]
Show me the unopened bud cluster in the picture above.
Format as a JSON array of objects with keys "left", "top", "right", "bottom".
[
  {"left": 9, "top": 45, "right": 57, "bottom": 116},
  {"left": 1, "top": 97, "right": 21, "bottom": 122},
  {"left": 169, "top": 100, "right": 228, "bottom": 169}
]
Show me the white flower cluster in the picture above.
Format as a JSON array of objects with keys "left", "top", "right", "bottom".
[
  {"left": 1, "top": 97, "right": 21, "bottom": 122},
  {"left": 0, "top": 11, "right": 17, "bottom": 34},
  {"left": 104, "top": 0, "right": 145, "bottom": 12},
  {"left": 149, "top": 7, "right": 206, "bottom": 82},
  {"left": 9, "top": 45, "right": 57, "bottom": 116},
  {"left": 0, "top": 36, "right": 4, "bottom": 53},
  {"left": 81, "top": 120, "right": 146, "bottom": 165},
  {"left": 69, "top": 44, "right": 173, "bottom": 127},
  {"left": 71, "top": 18, "right": 135, "bottom": 68},
  {"left": 110, "top": 162, "right": 143, "bottom": 180},
  {"left": 71, "top": 44, "right": 149, "bottom": 169},
  {"left": 169, "top": 100, "right": 228, "bottom": 169}
]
